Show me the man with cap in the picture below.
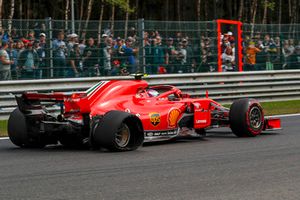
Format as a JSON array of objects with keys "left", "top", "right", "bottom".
[
  {"left": 67, "top": 33, "right": 79, "bottom": 52},
  {"left": 123, "top": 37, "right": 138, "bottom": 73},
  {"left": 17, "top": 41, "right": 39, "bottom": 79},
  {"left": 165, "top": 37, "right": 177, "bottom": 73},
  {"left": 37, "top": 33, "right": 48, "bottom": 78},
  {"left": 0, "top": 40, "right": 13, "bottom": 80}
]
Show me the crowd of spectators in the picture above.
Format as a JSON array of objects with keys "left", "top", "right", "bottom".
[
  {"left": 1, "top": 25, "right": 300, "bottom": 81},
  {"left": 219, "top": 31, "right": 300, "bottom": 72},
  {"left": 0, "top": 27, "right": 201, "bottom": 80},
  {"left": 243, "top": 34, "right": 300, "bottom": 71}
]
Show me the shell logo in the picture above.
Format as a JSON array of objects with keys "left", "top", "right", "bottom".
[{"left": 168, "top": 109, "right": 181, "bottom": 128}]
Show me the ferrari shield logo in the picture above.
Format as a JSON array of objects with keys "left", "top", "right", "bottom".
[{"left": 149, "top": 112, "right": 160, "bottom": 126}]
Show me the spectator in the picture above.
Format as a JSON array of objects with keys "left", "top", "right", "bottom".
[
  {"left": 0, "top": 41, "right": 13, "bottom": 80},
  {"left": 82, "top": 37, "right": 99, "bottom": 77},
  {"left": 67, "top": 43, "right": 81, "bottom": 77},
  {"left": 17, "top": 42, "right": 39, "bottom": 79},
  {"left": 144, "top": 36, "right": 152, "bottom": 74},
  {"left": 98, "top": 34, "right": 109, "bottom": 73},
  {"left": 245, "top": 41, "right": 261, "bottom": 71},
  {"left": 0, "top": 28, "right": 9, "bottom": 43},
  {"left": 124, "top": 37, "right": 138, "bottom": 73},
  {"left": 7, "top": 40, "right": 18, "bottom": 79},
  {"left": 273, "top": 36, "right": 282, "bottom": 70},
  {"left": 112, "top": 37, "right": 126, "bottom": 66},
  {"left": 221, "top": 46, "right": 235, "bottom": 71},
  {"left": 287, "top": 39, "right": 297, "bottom": 69},
  {"left": 78, "top": 39, "right": 86, "bottom": 55},
  {"left": 181, "top": 38, "right": 196, "bottom": 72},
  {"left": 294, "top": 40, "right": 300, "bottom": 69},
  {"left": 52, "top": 31, "right": 67, "bottom": 78},
  {"left": 165, "top": 37, "right": 177, "bottom": 73},
  {"left": 102, "top": 37, "right": 113, "bottom": 76},
  {"left": 11, "top": 28, "right": 20, "bottom": 42},
  {"left": 282, "top": 39, "right": 295, "bottom": 69},
  {"left": 151, "top": 36, "right": 164, "bottom": 74},
  {"left": 27, "top": 30, "right": 36, "bottom": 44},
  {"left": 262, "top": 35, "right": 276, "bottom": 70},
  {"left": 175, "top": 42, "right": 187, "bottom": 73},
  {"left": 67, "top": 33, "right": 79, "bottom": 52},
  {"left": 36, "top": 33, "right": 48, "bottom": 78}
]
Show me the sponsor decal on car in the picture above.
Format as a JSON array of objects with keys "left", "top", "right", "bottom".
[
  {"left": 149, "top": 112, "right": 160, "bottom": 126},
  {"left": 168, "top": 108, "right": 181, "bottom": 128},
  {"left": 145, "top": 129, "right": 178, "bottom": 137}
]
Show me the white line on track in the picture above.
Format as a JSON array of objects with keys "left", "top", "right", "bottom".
[
  {"left": 0, "top": 113, "right": 299, "bottom": 141},
  {"left": 269, "top": 113, "right": 300, "bottom": 118}
]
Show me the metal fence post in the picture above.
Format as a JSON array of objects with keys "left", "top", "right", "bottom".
[
  {"left": 46, "top": 17, "right": 53, "bottom": 78},
  {"left": 138, "top": 18, "right": 145, "bottom": 73}
]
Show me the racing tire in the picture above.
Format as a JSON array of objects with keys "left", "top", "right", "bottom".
[
  {"left": 8, "top": 108, "right": 45, "bottom": 148},
  {"left": 229, "top": 98, "right": 264, "bottom": 137},
  {"left": 90, "top": 111, "right": 144, "bottom": 151}
]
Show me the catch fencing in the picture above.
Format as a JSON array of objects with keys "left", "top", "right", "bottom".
[
  {"left": 1, "top": 70, "right": 300, "bottom": 120},
  {"left": 2, "top": 19, "right": 300, "bottom": 80}
]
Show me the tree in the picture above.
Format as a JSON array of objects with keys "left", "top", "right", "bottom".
[
  {"left": 111, "top": 3, "right": 115, "bottom": 33},
  {"left": 250, "top": 0, "right": 258, "bottom": 37},
  {"left": 78, "top": 0, "right": 84, "bottom": 36},
  {"left": 0, "top": 0, "right": 3, "bottom": 30},
  {"left": 124, "top": 0, "right": 129, "bottom": 38},
  {"left": 8, "top": 0, "right": 15, "bottom": 35},
  {"left": 238, "top": 0, "right": 244, "bottom": 21},
  {"left": 82, "top": 0, "right": 94, "bottom": 39},
  {"left": 64, "top": 0, "right": 69, "bottom": 32},
  {"left": 196, "top": 0, "right": 201, "bottom": 21},
  {"left": 97, "top": 2, "right": 105, "bottom": 45}
]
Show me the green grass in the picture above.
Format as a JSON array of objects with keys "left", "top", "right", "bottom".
[
  {"left": 0, "top": 120, "right": 8, "bottom": 137},
  {"left": 1, "top": 100, "right": 300, "bottom": 137},
  {"left": 260, "top": 100, "right": 300, "bottom": 116}
]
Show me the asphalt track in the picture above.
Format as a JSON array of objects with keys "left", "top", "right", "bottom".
[{"left": 0, "top": 116, "right": 299, "bottom": 200}]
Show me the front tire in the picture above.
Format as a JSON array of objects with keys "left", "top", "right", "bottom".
[
  {"left": 229, "top": 98, "right": 264, "bottom": 137},
  {"left": 90, "top": 111, "right": 144, "bottom": 151}
]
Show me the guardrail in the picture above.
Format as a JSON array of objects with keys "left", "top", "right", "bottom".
[{"left": 1, "top": 70, "right": 300, "bottom": 120}]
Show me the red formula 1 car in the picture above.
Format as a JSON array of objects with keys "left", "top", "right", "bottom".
[{"left": 8, "top": 75, "right": 281, "bottom": 151}]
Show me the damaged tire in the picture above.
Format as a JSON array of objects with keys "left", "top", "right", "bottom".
[{"left": 90, "top": 111, "right": 144, "bottom": 151}]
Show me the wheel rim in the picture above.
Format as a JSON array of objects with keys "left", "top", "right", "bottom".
[
  {"left": 249, "top": 106, "right": 262, "bottom": 130},
  {"left": 115, "top": 123, "right": 130, "bottom": 148}
]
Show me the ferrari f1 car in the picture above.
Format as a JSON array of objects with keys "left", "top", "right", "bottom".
[{"left": 8, "top": 75, "right": 281, "bottom": 151}]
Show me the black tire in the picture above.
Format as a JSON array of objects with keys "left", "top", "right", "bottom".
[
  {"left": 229, "top": 98, "right": 264, "bottom": 137},
  {"left": 90, "top": 111, "right": 144, "bottom": 151},
  {"left": 8, "top": 108, "right": 45, "bottom": 148}
]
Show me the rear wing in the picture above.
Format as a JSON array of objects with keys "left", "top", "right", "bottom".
[{"left": 16, "top": 92, "right": 90, "bottom": 114}]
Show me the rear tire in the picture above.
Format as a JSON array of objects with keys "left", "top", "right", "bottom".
[
  {"left": 229, "top": 98, "right": 264, "bottom": 137},
  {"left": 90, "top": 111, "right": 144, "bottom": 151},
  {"left": 8, "top": 108, "right": 45, "bottom": 148}
]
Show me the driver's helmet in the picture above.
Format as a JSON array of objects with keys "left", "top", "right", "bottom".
[{"left": 147, "top": 89, "right": 159, "bottom": 97}]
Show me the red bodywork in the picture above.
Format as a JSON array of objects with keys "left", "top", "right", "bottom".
[{"left": 21, "top": 79, "right": 281, "bottom": 141}]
